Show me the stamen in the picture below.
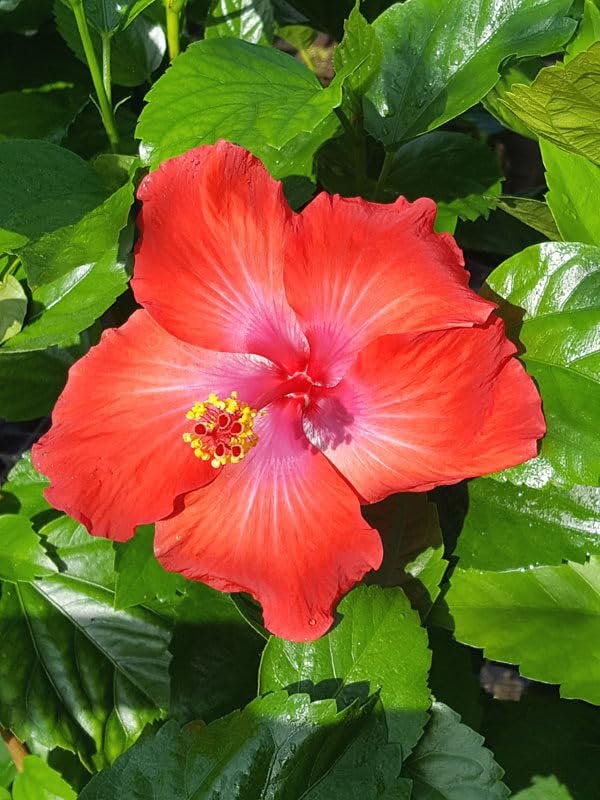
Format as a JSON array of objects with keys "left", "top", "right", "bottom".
[{"left": 182, "top": 391, "right": 261, "bottom": 468}]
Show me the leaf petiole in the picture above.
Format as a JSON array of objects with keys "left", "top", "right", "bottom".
[{"left": 70, "top": 0, "right": 119, "bottom": 152}]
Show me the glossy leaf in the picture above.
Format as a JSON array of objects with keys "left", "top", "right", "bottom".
[
  {"left": 446, "top": 557, "right": 600, "bottom": 704},
  {"left": 63, "top": 0, "right": 156, "bottom": 33},
  {"left": 565, "top": 0, "right": 600, "bottom": 62},
  {"left": 55, "top": 1, "right": 166, "bottom": 87},
  {"left": 365, "top": 0, "right": 577, "bottom": 146},
  {"left": 500, "top": 42, "right": 600, "bottom": 164},
  {"left": 302, "top": 697, "right": 407, "bottom": 800},
  {"left": 382, "top": 132, "right": 503, "bottom": 221},
  {"left": 136, "top": 37, "right": 345, "bottom": 182},
  {"left": 0, "top": 451, "right": 54, "bottom": 523},
  {"left": 365, "top": 493, "right": 447, "bottom": 618},
  {"left": 495, "top": 196, "right": 560, "bottom": 239},
  {"left": 541, "top": 141, "right": 600, "bottom": 246},
  {"left": 0, "top": 332, "right": 94, "bottom": 421},
  {"left": 79, "top": 692, "right": 377, "bottom": 799},
  {"left": 1, "top": 182, "right": 133, "bottom": 352},
  {"left": 0, "top": 515, "right": 170, "bottom": 769},
  {"left": 0, "top": 139, "right": 108, "bottom": 253},
  {"left": 12, "top": 755, "right": 76, "bottom": 800},
  {"left": 333, "top": 2, "right": 382, "bottom": 120},
  {"left": 454, "top": 478, "right": 600, "bottom": 570},
  {"left": 115, "top": 526, "right": 265, "bottom": 726},
  {"left": 513, "top": 776, "right": 574, "bottom": 800},
  {"left": 0, "top": 515, "right": 56, "bottom": 580},
  {"left": 205, "top": 0, "right": 275, "bottom": 44},
  {"left": 0, "top": 86, "right": 86, "bottom": 143},
  {"left": 402, "top": 701, "right": 509, "bottom": 800},
  {"left": 0, "top": 274, "right": 27, "bottom": 344},
  {"left": 259, "top": 584, "right": 431, "bottom": 760},
  {"left": 483, "top": 56, "right": 542, "bottom": 138},
  {"left": 484, "top": 242, "right": 600, "bottom": 488}
]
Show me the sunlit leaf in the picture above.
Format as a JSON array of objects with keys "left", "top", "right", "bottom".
[
  {"left": 446, "top": 557, "right": 600, "bottom": 704},
  {"left": 365, "top": 0, "right": 576, "bottom": 146}
]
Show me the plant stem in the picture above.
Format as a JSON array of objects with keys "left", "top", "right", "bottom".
[
  {"left": 165, "top": 0, "right": 184, "bottom": 61},
  {"left": 0, "top": 728, "right": 28, "bottom": 772},
  {"left": 374, "top": 150, "right": 394, "bottom": 201},
  {"left": 0, "top": 256, "right": 21, "bottom": 281},
  {"left": 71, "top": 0, "right": 119, "bottom": 152},
  {"left": 298, "top": 48, "right": 315, "bottom": 72},
  {"left": 101, "top": 33, "right": 112, "bottom": 106}
]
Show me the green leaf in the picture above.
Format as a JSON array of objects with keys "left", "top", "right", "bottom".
[
  {"left": 0, "top": 139, "right": 108, "bottom": 253},
  {"left": 365, "top": 0, "right": 577, "bottom": 146},
  {"left": 64, "top": 0, "right": 156, "bottom": 33},
  {"left": 456, "top": 206, "right": 546, "bottom": 256},
  {"left": 0, "top": 332, "right": 94, "bottom": 421},
  {"left": 301, "top": 697, "right": 407, "bottom": 800},
  {"left": 136, "top": 37, "right": 343, "bottom": 183},
  {"left": 455, "top": 478, "right": 600, "bottom": 570},
  {"left": 541, "top": 140, "right": 600, "bottom": 246},
  {"left": 565, "top": 0, "right": 600, "bottom": 62},
  {"left": 0, "top": 515, "right": 170, "bottom": 769},
  {"left": 80, "top": 692, "right": 377, "bottom": 799},
  {"left": 0, "top": 739, "right": 16, "bottom": 790},
  {"left": 500, "top": 42, "right": 600, "bottom": 164},
  {"left": 446, "top": 557, "right": 600, "bottom": 704},
  {"left": 364, "top": 493, "right": 447, "bottom": 618},
  {"left": 1, "top": 182, "right": 133, "bottom": 353},
  {"left": 495, "top": 196, "right": 560, "bottom": 239},
  {"left": 205, "top": 0, "right": 275, "bottom": 44},
  {"left": 481, "top": 689, "right": 599, "bottom": 799},
  {"left": 402, "top": 701, "right": 509, "bottom": 800},
  {"left": 0, "top": 515, "right": 56, "bottom": 580},
  {"left": 333, "top": 2, "right": 382, "bottom": 119},
  {"left": 55, "top": 1, "right": 166, "bottom": 87},
  {"left": 0, "top": 87, "right": 87, "bottom": 144},
  {"left": 483, "top": 57, "right": 543, "bottom": 138},
  {"left": 259, "top": 584, "right": 431, "bottom": 760},
  {"left": 513, "top": 776, "right": 574, "bottom": 800},
  {"left": 0, "top": 274, "right": 27, "bottom": 344},
  {"left": 276, "top": 23, "right": 317, "bottom": 52},
  {"left": 484, "top": 242, "right": 600, "bottom": 488},
  {"left": 114, "top": 525, "right": 186, "bottom": 610},
  {"left": 115, "top": 525, "right": 265, "bottom": 726},
  {"left": 0, "top": 451, "right": 54, "bottom": 524},
  {"left": 382, "top": 132, "right": 503, "bottom": 221},
  {"left": 12, "top": 754, "right": 76, "bottom": 800}
]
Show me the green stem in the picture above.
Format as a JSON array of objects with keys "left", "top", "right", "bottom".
[
  {"left": 71, "top": 0, "right": 119, "bottom": 152},
  {"left": 101, "top": 33, "right": 112, "bottom": 107},
  {"left": 374, "top": 150, "right": 394, "bottom": 201},
  {"left": 298, "top": 48, "right": 315, "bottom": 72},
  {"left": 0, "top": 257, "right": 20, "bottom": 281},
  {"left": 165, "top": 0, "right": 183, "bottom": 61}
]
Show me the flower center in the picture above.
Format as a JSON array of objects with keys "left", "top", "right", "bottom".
[{"left": 183, "top": 391, "right": 260, "bottom": 468}]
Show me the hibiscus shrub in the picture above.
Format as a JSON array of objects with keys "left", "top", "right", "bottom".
[{"left": 0, "top": 0, "right": 598, "bottom": 797}]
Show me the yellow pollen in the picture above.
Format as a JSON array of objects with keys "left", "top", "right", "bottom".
[{"left": 182, "top": 391, "right": 261, "bottom": 468}]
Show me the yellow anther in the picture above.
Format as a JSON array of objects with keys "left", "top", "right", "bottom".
[{"left": 183, "top": 391, "right": 262, "bottom": 468}]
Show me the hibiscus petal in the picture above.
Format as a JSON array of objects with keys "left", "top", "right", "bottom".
[
  {"left": 32, "top": 310, "right": 285, "bottom": 542},
  {"left": 284, "top": 193, "right": 495, "bottom": 384},
  {"left": 154, "top": 399, "right": 382, "bottom": 641},
  {"left": 133, "top": 141, "right": 308, "bottom": 374},
  {"left": 303, "top": 317, "right": 545, "bottom": 500}
]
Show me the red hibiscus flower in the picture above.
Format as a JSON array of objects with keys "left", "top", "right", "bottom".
[{"left": 32, "top": 141, "right": 545, "bottom": 641}]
